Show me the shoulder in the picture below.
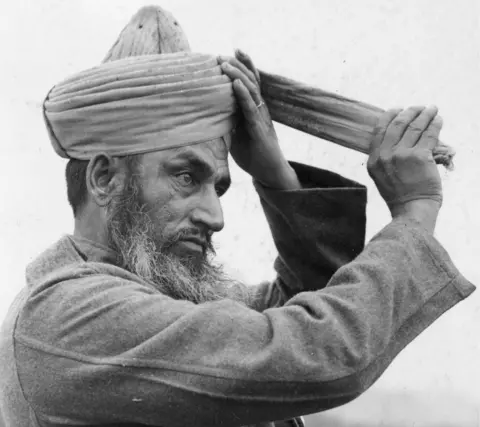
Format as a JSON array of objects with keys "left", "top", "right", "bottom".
[
  {"left": 16, "top": 236, "right": 163, "bottom": 351},
  {"left": 25, "top": 235, "right": 157, "bottom": 301}
]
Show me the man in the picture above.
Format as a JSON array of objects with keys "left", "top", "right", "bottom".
[{"left": 0, "top": 49, "right": 474, "bottom": 427}]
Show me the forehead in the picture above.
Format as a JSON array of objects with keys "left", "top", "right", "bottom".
[{"left": 138, "top": 138, "right": 230, "bottom": 172}]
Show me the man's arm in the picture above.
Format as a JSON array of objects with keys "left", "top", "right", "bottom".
[
  {"left": 14, "top": 219, "right": 474, "bottom": 427},
  {"left": 219, "top": 52, "right": 369, "bottom": 311},
  {"left": 248, "top": 161, "right": 367, "bottom": 311}
]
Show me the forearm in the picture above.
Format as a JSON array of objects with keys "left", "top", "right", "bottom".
[{"left": 256, "top": 160, "right": 302, "bottom": 191}]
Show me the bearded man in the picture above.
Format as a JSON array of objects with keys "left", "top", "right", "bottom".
[{"left": 0, "top": 50, "right": 475, "bottom": 427}]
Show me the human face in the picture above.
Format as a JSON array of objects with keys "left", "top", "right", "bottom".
[
  {"left": 132, "top": 138, "right": 231, "bottom": 259},
  {"left": 104, "top": 138, "right": 252, "bottom": 304}
]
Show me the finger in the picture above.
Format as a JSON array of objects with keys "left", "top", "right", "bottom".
[
  {"left": 235, "top": 49, "right": 261, "bottom": 85},
  {"left": 221, "top": 62, "right": 262, "bottom": 105},
  {"left": 399, "top": 105, "right": 439, "bottom": 148},
  {"left": 418, "top": 114, "right": 443, "bottom": 150},
  {"left": 218, "top": 55, "right": 258, "bottom": 87},
  {"left": 233, "top": 79, "right": 262, "bottom": 126},
  {"left": 382, "top": 106, "right": 425, "bottom": 149},
  {"left": 218, "top": 55, "right": 256, "bottom": 84},
  {"left": 369, "top": 108, "right": 403, "bottom": 155}
]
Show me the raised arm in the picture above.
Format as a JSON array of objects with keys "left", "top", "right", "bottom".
[
  {"left": 219, "top": 51, "right": 368, "bottom": 310},
  {"left": 14, "top": 213, "right": 473, "bottom": 426}
]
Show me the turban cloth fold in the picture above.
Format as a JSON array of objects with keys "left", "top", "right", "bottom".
[{"left": 43, "top": 52, "right": 239, "bottom": 160}]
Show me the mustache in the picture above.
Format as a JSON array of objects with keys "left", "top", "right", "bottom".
[{"left": 165, "top": 227, "right": 216, "bottom": 255}]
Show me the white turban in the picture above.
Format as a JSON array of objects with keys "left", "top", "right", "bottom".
[{"left": 43, "top": 52, "right": 238, "bottom": 160}]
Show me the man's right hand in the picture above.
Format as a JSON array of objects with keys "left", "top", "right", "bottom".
[{"left": 367, "top": 106, "right": 444, "bottom": 234}]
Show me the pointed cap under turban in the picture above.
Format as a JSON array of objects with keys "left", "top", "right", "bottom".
[{"left": 43, "top": 52, "right": 238, "bottom": 160}]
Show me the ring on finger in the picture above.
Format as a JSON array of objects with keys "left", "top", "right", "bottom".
[{"left": 256, "top": 100, "right": 265, "bottom": 109}]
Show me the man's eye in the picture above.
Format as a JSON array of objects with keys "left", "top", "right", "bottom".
[{"left": 176, "top": 173, "right": 194, "bottom": 187}]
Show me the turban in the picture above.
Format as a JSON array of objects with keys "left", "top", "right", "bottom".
[{"left": 43, "top": 52, "right": 238, "bottom": 160}]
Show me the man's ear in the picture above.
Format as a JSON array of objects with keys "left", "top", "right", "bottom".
[{"left": 85, "top": 153, "right": 123, "bottom": 207}]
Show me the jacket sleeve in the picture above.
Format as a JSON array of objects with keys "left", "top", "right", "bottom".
[
  {"left": 248, "top": 161, "right": 367, "bottom": 311},
  {"left": 14, "top": 219, "right": 475, "bottom": 426}
]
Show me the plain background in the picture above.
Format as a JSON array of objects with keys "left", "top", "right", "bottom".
[{"left": 1, "top": 1, "right": 479, "bottom": 426}]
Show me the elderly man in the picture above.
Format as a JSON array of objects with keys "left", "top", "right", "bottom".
[{"left": 0, "top": 50, "right": 474, "bottom": 427}]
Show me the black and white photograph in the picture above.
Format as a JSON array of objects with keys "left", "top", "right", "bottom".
[{"left": 1, "top": 1, "right": 479, "bottom": 426}]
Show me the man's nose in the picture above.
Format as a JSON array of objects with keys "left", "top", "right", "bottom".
[{"left": 191, "top": 186, "right": 225, "bottom": 233}]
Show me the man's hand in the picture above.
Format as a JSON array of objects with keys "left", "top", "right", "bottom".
[
  {"left": 367, "top": 106, "right": 444, "bottom": 234},
  {"left": 218, "top": 50, "right": 301, "bottom": 190}
]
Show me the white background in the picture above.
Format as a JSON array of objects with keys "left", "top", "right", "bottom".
[{"left": 1, "top": 1, "right": 479, "bottom": 426}]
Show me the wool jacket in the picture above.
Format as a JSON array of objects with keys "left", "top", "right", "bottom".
[{"left": 0, "top": 162, "right": 475, "bottom": 427}]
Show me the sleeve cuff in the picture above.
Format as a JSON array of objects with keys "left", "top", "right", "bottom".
[
  {"left": 373, "top": 217, "right": 476, "bottom": 298},
  {"left": 252, "top": 161, "right": 368, "bottom": 295}
]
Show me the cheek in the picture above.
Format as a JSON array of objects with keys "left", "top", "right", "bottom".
[
  {"left": 139, "top": 177, "right": 197, "bottom": 235},
  {"left": 148, "top": 198, "right": 194, "bottom": 238}
]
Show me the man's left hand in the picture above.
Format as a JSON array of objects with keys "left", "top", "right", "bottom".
[{"left": 218, "top": 50, "right": 301, "bottom": 190}]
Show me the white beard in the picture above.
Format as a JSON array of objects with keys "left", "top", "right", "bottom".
[{"left": 105, "top": 176, "right": 251, "bottom": 306}]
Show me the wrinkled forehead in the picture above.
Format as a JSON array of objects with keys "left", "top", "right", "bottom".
[
  {"left": 173, "top": 137, "right": 230, "bottom": 163},
  {"left": 168, "top": 137, "right": 230, "bottom": 164},
  {"left": 136, "top": 137, "right": 230, "bottom": 175}
]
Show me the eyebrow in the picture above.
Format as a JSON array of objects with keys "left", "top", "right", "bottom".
[{"left": 169, "top": 150, "right": 232, "bottom": 193}]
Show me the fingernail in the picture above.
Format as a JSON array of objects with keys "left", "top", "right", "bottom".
[{"left": 221, "top": 62, "right": 229, "bottom": 69}]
